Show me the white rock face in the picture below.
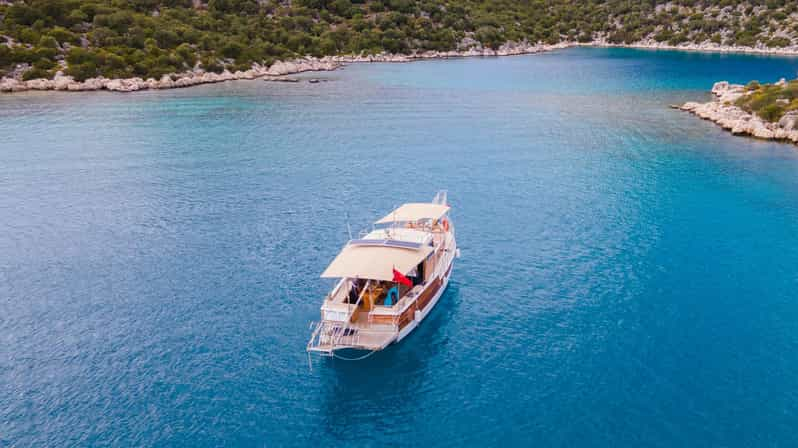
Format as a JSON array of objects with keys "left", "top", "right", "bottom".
[
  {"left": 602, "top": 40, "right": 798, "bottom": 56},
  {"left": 778, "top": 111, "right": 798, "bottom": 131},
  {"left": 53, "top": 74, "right": 74, "bottom": 90},
  {"left": 0, "top": 78, "right": 22, "bottom": 92},
  {"left": 680, "top": 81, "right": 798, "bottom": 145}
]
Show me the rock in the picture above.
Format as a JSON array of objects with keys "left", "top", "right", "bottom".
[
  {"left": 680, "top": 102, "right": 700, "bottom": 111},
  {"left": 173, "top": 76, "right": 193, "bottom": 88},
  {"left": 157, "top": 75, "right": 174, "bottom": 89},
  {"left": 778, "top": 111, "right": 798, "bottom": 131},
  {"left": 711, "top": 81, "right": 730, "bottom": 94},
  {"left": 200, "top": 72, "right": 219, "bottom": 83},
  {"left": 0, "top": 78, "right": 23, "bottom": 92},
  {"left": 265, "top": 76, "right": 299, "bottom": 82},
  {"left": 53, "top": 73, "right": 74, "bottom": 90},
  {"left": 104, "top": 79, "right": 124, "bottom": 91},
  {"left": 105, "top": 78, "right": 146, "bottom": 92},
  {"left": 24, "top": 78, "right": 53, "bottom": 90},
  {"left": 751, "top": 123, "right": 775, "bottom": 139},
  {"left": 680, "top": 81, "right": 798, "bottom": 146},
  {"left": 81, "top": 77, "right": 105, "bottom": 90}
]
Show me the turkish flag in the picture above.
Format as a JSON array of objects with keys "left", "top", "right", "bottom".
[{"left": 392, "top": 268, "right": 413, "bottom": 287}]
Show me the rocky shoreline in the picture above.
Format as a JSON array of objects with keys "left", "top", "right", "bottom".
[
  {"left": 0, "top": 41, "right": 568, "bottom": 94},
  {"left": 678, "top": 81, "right": 798, "bottom": 145},
  {"left": 592, "top": 39, "right": 798, "bottom": 56},
  {"left": 4, "top": 39, "right": 798, "bottom": 94}
]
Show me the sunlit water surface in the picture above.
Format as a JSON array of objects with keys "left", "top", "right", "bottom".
[{"left": 3, "top": 48, "right": 798, "bottom": 446}]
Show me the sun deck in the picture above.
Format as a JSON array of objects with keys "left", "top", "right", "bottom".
[{"left": 307, "top": 312, "right": 398, "bottom": 353}]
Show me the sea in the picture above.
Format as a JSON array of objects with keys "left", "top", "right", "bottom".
[{"left": 2, "top": 47, "right": 798, "bottom": 446}]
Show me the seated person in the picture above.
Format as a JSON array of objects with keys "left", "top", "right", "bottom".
[
  {"left": 383, "top": 286, "right": 399, "bottom": 306},
  {"left": 348, "top": 284, "right": 359, "bottom": 303}
]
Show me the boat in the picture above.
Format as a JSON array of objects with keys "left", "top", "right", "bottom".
[{"left": 307, "top": 191, "right": 458, "bottom": 357}]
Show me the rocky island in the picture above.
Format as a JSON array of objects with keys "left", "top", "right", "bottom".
[{"left": 679, "top": 80, "right": 798, "bottom": 145}]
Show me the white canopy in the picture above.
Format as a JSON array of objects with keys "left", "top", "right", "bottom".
[
  {"left": 321, "top": 244, "right": 434, "bottom": 281},
  {"left": 375, "top": 203, "right": 450, "bottom": 224}
]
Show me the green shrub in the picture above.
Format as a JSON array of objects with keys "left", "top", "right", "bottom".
[
  {"left": 48, "top": 27, "right": 80, "bottom": 45},
  {"left": 0, "top": 46, "right": 10, "bottom": 67},
  {"left": 768, "top": 37, "right": 791, "bottom": 47},
  {"left": 33, "top": 58, "right": 56, "bottom": 70},
  {"left": 174, "top": 43, "right": 197, "bottom": 67},
  {"left": 758, "top": 103, "right": 785, "bottom": 122},
  {"left": 65, "top": 62, "right": 98, "bottom": 81},
  {"left": 22, "top": 67, "right": 52, "bottom": 80},
  {"left": 38, "top": 35, "right": 59, "bottom": 48},
  {"left": 201, "top": 57, "right": 224, "bottom": 73}
]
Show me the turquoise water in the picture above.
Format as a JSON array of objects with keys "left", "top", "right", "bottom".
[{"left": 3, "top": 47, "right": 798, "bottom": 446}]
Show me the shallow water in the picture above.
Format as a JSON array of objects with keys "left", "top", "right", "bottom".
[{"left": 3, "top": 47, "right": 798, "bottom": 446}]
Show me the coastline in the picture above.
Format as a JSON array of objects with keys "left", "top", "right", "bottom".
[
  {"left": 678, "top": 81, "right": 798, "bottom": 145},
  {"left": 588, "top": 39, "right": 798, "bottom": 56},
  {"left": 0, "top": 41, "right": 569, "bottom": 94},
  {"left": 3, "top": 40, "right": 798, "bottom": 94}
]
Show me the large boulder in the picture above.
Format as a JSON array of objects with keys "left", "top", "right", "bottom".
[
  {"left": 24, "top": 78, "right": 53, "bottom": 90},
  {"left": 157, "top": 75, "right": 175, "bottom": 89},
  {"left": 711, "top": 81, "right": 730, "bottom": 94},
  {"left": 53, "top": 73, "right": 74, "bottom": 90},
  {"left": 751, "top": 123, "right": 775, "bottom": 139},
  {"left": 106, "top": 77, "right": 146, "bottom": 92},
  {"left": 81, "top": 77, "right": 106, "bottom": 90},
  {"left": 778, "top": 111, "right": 798, "bottom": 131},
  {"left": 0, "top": 78, "right": 24, "bottom": 92}
]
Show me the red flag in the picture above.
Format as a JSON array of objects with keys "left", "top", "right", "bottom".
[{"left": 392, "top": 268, "right": 413, "bottom": 287}]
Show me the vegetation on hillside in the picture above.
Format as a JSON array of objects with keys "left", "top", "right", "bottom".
[
  {"left": 1, "top": 0, "right": 798, "bottom": 81},
  {"left": 735, "top": 79, "right": 798, "bottom": 122}
]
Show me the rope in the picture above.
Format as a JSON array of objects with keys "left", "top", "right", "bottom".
[{"left": 332, "top": 349, "right": 378, "bottom": 361}]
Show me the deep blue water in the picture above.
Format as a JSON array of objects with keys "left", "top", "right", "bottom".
[{"left": 3, "top": 47, "right": 798, "bottom": 446}]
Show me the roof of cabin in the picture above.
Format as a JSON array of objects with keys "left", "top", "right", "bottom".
[
  {"left": 375, "top": 203, "right": 450, "bottom": 224},
  {"left": 320, "top": 243, "right": 434, "bottom": 281}
]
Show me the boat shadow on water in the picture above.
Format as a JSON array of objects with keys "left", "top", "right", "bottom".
[{"left": 315, "top": 283, "right": 461, "bottom": 438}]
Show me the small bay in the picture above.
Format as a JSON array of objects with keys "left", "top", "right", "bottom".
[{"left": 2, "top": 47, "right": 798, "bottom": 446}]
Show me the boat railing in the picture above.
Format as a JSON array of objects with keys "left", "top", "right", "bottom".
[{"left": 306, "top": 320, "right": 332, "bottom": 355}]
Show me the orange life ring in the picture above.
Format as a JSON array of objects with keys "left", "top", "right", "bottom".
[{"left": 442, "top": 219, "right": 450, "bottom": 232}]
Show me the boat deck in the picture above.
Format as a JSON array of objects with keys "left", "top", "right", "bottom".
[{"left": 308, "top": 312, "right": 398, "bottom": 354}]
